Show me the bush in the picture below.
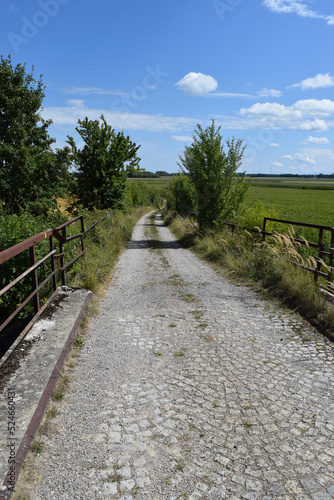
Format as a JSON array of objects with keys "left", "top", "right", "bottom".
[
  {"left": 165, "top": 174, "right": 197, "bottom": 215},
  {"left": 125, "top": 180, "right": 158, "bottom": 209},
  {"left": 0, "top": 210, "right": 67, "bottom": 321}
]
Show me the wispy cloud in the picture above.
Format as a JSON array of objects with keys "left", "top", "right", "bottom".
[
  {"left": 206, "top": 91, "right": 255, "bottom": 98},
  {"left": 289, "top": 73, "right": 334, "bottom": 90},
  {"left": 171, "top": 135, "right": 193, "bottom": 142},
  {"left": 258, "top": 88, "right": 282, "bottom": 97},
  {"left": 269, "top": 143, "right": 280, "bottom": 147},
  {"left": 42, "top": 105, "right": 198, "bottom": 133},
  {"left": 61, "top": 86, "right": 129, "bottom": 96},
  {"left": 283, "top": 151, "right": 316, "bottom": 166},
  {"left": 262, "top": 0, "right": 334, "bottom": 25},
  {"left": 66, "top": 99, "right": 86, "bottom": 108}
]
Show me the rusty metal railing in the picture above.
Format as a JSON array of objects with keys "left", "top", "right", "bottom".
[
  {"left": 183, "top": 210, "right": 334, "bottom": 286},
  {"left": 261, "top": 218, "right": 334, "bottom": 284},
  {"left": 0, "top": 215, "right": 107, "bottom": 336}
]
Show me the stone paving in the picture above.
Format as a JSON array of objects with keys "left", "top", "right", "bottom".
[{"left": 14, "top": 212, "right": 334, "bottom": 499}]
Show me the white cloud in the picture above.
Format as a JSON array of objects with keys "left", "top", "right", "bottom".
[
  {"left": 42, "top": 106, "right": 198, "bottom": 133},
  {"left": 269, "top": 143, "right": 280, "bottom": 147},
  {"left": 61, "top": 86, "right": 128, "bottom": 96},
  {"left": 258, "top": 88, "right": 282, "bottom": 97},
  {"left": 293, "top": 152, "right": 316, "bottom": 165},
  {"left": 239, "top": 99, "right": 334, "bottom": 131},
  {"left": 289, "top": 73, "right": 334, "bottom": 90},
  {"left": 283, "top": 152, "right": 316, "bottom": 166},
  {"left": 66, "top": 99, "right": 86, "bottom": 108},
  {"left": 301, "top": 147, "right": 334, "bottom": 162},
  {"left": 262, "top": 0, "right": 334, "bottom": 25},
  {"left": 171, "top": 135, "right": 193, "bottom": 142},
  {"left": 206, "top": 91, "right": 255, "bottom": 98},
  {"left": 301, "top": 136, "right": 329, "bottom": 144},
  {"left": 272, "top": 161, "right": 283, "bottom": 167},
  {"left": 176, "top": 72, "right": 218, "bottom": 96}
]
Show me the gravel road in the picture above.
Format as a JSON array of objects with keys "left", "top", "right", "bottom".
[{"left": 19, "top": 211, "right": 334, "bottom": 499}]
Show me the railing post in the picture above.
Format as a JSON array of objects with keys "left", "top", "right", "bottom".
[
  {"left": 50, "top": 235, "right": 57, "bottom": 292},
  {"left": 315, "top": 227, "right": 324, "bottom": 282},
  {"left": 262, "top": 218, "right": 267, "bottom": 244},
  {"left": 328, "top": 228, "right": 334, "bottom": 284},
  {"left": 60, "top": 227, "right": 66, "bottom": 286},
  {"left": 80, "top": 216, "right": 85, "bottom": 253},
  {"left": 29, "top": 245, "right": 39, "bottom": 314}
]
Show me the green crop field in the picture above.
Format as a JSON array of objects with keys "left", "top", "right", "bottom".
[
  {"left": 126, "top": 176, "right": 172, "bottom": 191},
  {"left": 128, "top": 175, "right": 334, "bottom": 228},
  {"left": 244, "top": 183, "right": 334, "bottom": 227}
]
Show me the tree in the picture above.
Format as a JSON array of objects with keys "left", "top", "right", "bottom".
[
  {"left": 67, "top": 116, "right": 140, "bottom": 210},
  {"left": 178, "top": 120, "right": 249, "bottom": 230},
  {"left": 0, "top": 55, "right": 68, "bottom": 215}
]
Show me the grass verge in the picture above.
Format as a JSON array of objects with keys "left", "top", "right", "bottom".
[{"left": 163, "top": 210, "right": 334, "bottom": 339}]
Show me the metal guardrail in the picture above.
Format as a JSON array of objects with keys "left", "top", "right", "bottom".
[{"left": 0, "top": 215, "right": 107, "bottom": 336}]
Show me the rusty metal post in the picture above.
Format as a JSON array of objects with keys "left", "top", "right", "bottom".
[
  {"left": 49, "top": 235, "right": 57, "bottom": 291},
  {"left": 261, "top": 218, "right": 267, "bottom": 248},
  {"left": 328, "top": 228, "right": 334, "bottom": 284},
  {"left": 60, "top": 227, "right": 66, "bottom": 286},
  {"left": 80, "top": 215, "right": 85, "bottom": 253},
  {"left": 29, "top": 245, "right": 39, "bottom": 314},
  {"left": 315, "top": 227, "right": 324, "bottom": 282}
]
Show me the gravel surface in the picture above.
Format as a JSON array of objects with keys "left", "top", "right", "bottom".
[{"left": 19, "top": 211, "right": 334, "bottom": 499}]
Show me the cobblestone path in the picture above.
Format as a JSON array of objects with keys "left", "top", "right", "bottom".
[{"left": 25, "top": 212, "right": 334, "bottom": 499}]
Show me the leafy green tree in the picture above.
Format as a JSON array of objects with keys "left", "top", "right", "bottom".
[
  {"left": 67, "top": 116, "right": 140, "bottom": 210},
  {"left": 178, "top": 120, "right": 249, "bottom": 230},
  {"left": 165, "top": 174, "right": 197, "bottom": 215},
  {"left": 0, "top": 55, "right": 68, "bottom": 215}
]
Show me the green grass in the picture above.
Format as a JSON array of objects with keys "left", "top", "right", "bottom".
[
  {"left": 244, "top": 184, "right": 334, "bottom": 226},
  {"left": 127, "top": 176, "right": 172, "bottom": 191}
]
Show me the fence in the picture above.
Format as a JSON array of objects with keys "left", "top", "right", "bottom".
[
  {"left": 224, "top": 217, "right": 334, "bottom": 287},
  {"left": 261, "top": 218, "right": 334, "bottom": 285},
  {"left": 0, "top": 214, "right": 107, "bottom": 337}
]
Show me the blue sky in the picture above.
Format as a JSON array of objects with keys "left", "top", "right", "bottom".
[{"left": 1, "top": 0, "right": 334, "bottom": 174}]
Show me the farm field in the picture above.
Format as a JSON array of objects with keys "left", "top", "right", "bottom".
[
  {"left": 249, "top": 176, "right": 334, "bottom": 190},
  {"left": 126, "top": 176, "right": 172, "bottom": 190},
  {"left": 244, "top": 184, "right": 334, "bottom": 227},
  {"left": 127, "top": 175, "right": 334, "bottom": 227}
]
